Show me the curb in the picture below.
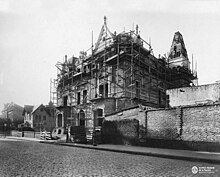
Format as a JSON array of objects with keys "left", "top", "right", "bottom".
[
  {"left": 6, "top": 137, "right": 41, "bottom": 142},
  {"left": 41, "top": 141, "right": 220, "bottom": 164}
]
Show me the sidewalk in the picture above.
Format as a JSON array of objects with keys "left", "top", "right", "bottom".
[
  {"left": 0, "top": 136, "right": 42, "bottom": 142},
  {"left": 53, "top": 142, "right": 220, "bottom": 164}
]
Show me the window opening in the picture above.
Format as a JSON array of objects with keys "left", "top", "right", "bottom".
[
  {"left": 99, "top": 85, "right": 104, "bottom": 97},
  {"left": 63, "top": 96, "right": 68, "bottom": 106},
  {"left": 77, "top": 92, "right": 81, "bottom": 105},
  {"left": 136, "top": 81, "right": 140, "bottom": 98},
  {"left": 83, "top": 90, "right": 87, "bottom": 103},
  {"left": 105, "top": 83, "right": 108, "bottom": 98},
  {"left": 79, "top": 110, "right": 85, "bottom": 126}
]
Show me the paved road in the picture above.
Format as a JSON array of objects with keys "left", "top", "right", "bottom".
[{"left": 0, "top": 140, "right": 219, "bottom": 177}]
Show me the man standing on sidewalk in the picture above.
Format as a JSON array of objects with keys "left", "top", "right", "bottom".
[{"left": 66, "top": 126, "right": 72, "bottom": 143}]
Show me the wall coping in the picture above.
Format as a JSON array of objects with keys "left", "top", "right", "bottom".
[
  {"left": 167, "top": 82, "right": 220, "bottom": 92},
  {"left": 146, "top": 102, "right": 220, "bottom": 112},
  {"left": 105, "top": 102, "right": 220, "bottom": 116},
  {"left": 105, "top": 105, "right": 139, "bottom": 117}
]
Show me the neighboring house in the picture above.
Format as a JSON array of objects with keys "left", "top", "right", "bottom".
[
  {"left": 23, "top": 104, "right": 56, "bottom": 132},
  {"left": 23, "top": 105, "right": 34, "bottom": 127},
  {"left": 1, "top": 102, "right": 24, "bottom": 128}
]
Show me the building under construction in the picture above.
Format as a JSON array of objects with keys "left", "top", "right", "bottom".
[{"left": 50, "top": 17, "right": 197, "bottom": 133}]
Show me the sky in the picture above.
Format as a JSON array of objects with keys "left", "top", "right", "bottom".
[{"left": 0, "top": 0, "right": 220, "bottom": 112}]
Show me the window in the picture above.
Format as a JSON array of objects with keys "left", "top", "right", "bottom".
[
  {"left": 77, "top": 92, "right": 81, "bottom": 105},
  {"left": 97, "top": 109, "right": 104, "bottom": 126},
  {"left": 97, "top": 109, "right": 103, "bottom": 117},
  {"left": 43, "top": 116, "right": 46, "bottom": 121},
  {"left": 83, "top": 66, "right": 87, "bottom": 73},
  {"left": 57, "top": 114, "right": 62, "bottom": 127},
  {"left": 99, "top": 85, "right": 104, "bottom": 97},
  {"left": 105, "top": 83, "right": 108, "bottom": 98},
  {"left": 35, "top": 115, "right": 38, "bottom": 121},
  {"left": 39, "top": 115, "right": 41, "bottom": 122},
  {"left": 136, "top": 81, "right": 140, "bottom": 98},
  {"left": 79, "top": 110, "right": 85, "bottom": 126},
  {"left": 63, "top": 96, "right": 68, "bottom": 106},
  {"left": 158, "top": 90, "right": 162, "bottom": 105},
  {"left": 98, "top": 118, "right": 104, "bottom": 126},
  {"left": 58, "top": 129, "right": 62, "bottom": 134},
  {"left": 83, "top": 90, "right": 87, "bottom": 103}
]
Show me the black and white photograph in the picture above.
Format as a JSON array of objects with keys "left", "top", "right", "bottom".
[{"left": 0, "top": 0, "right": 220, "bottom": 176}]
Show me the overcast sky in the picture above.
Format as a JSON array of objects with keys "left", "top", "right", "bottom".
[{"left": 0, "top": 0, "right": 220, "bottom": 111}]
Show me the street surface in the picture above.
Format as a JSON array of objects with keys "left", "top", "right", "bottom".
[{"left": 0, "top": 139, "right": 219, "bottom": 177}]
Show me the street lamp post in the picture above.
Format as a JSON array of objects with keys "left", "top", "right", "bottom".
[
  {"left": 92, "top": 104, "right": 97, "bottom": 146},
  {"left": 4, "top": 123, "right": 7, "bottom": 138}
]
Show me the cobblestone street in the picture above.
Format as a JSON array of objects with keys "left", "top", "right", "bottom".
[{"left": 0, "top": 140, "right": 219, "bottom": 177}]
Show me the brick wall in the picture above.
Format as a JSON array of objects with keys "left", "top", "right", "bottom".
[
  {"left": 146, "top": 104, "right": 220, "bottom": 144},
  {"left": 105, "top": 106, "right": 148, "bottom": 140},
  {"left": 182, "top": 105, "right": 220, "bottom": 143},
  {"left": 105, "top": 106, "right": 145, "bottom": 127},
  {"left": 146, "top": 109, "right": 180, "bottom": 140},
  {"left": 101, "top": 119, "right": 139, "bottom": 145}
]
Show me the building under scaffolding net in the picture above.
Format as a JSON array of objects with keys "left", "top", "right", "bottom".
[{"left": 50, "top": 17, "right": 197, "bottom": 134}]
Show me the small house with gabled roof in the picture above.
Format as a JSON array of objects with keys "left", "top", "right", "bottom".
[{"left": 23, "top": 104, "right": 56, "bottom": 132}]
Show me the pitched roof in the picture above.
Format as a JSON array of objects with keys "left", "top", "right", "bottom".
[
  {"left": 23, "top": 105, "right": 34, "bottom": 114},
  {"left": 31, "top": 104, "right": 51, "bottom": 116},
  {"left": 94, "top": 16, "right": 115, "bottom": 54},
  {"left": 31, "top": 105, "right": 41, "bottom": 114}
]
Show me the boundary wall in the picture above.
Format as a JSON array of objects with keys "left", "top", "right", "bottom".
[{"left": 146, "top": 104, "right": 220, "bottom": 151}]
